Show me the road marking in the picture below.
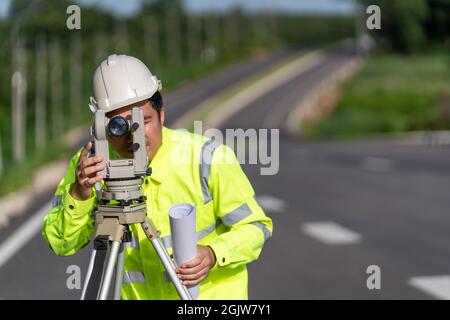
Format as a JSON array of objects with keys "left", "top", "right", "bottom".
[
  {"left": 203, "top": 50, "right": 326, "bottom": 130},
  {"left": 0, "top": 200, "right": 51, "bottom": 269},
  {"left": 255, "top": 195, "right": 287, "bottom": 213},
  {"left": 173, "top": 50, "right": 325, "bottom": 130},
  {"left": 301, "top": 221, "right": 362, "bottom": 245},
  {"left": 178, "top": 50, "right": 325, "bottom": 130},
  {"left": 361, "top": 157, "right": 393, "bottom": 173},
  {"left": 409, "top": 276, "right": 450, "bottom": 300}
]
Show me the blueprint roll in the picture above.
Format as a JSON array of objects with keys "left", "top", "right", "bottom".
[{"left": 169, "top": 203, "right": 199, "bottom": 299}]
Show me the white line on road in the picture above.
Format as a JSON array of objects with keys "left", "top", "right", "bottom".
[
  {"left": 0, "top": 200, "right": 51, "bottom": 269},
  {"left": 204, "top": 50, "right": 326, "bottom": 130},
  {"left": 255, "top": 195, "right": 287, "bottom": 213},
  {"left": 409, "top": 276, "right": 450, "bottom": 300},
  {"left": 301, "top": 221, "right": 362, "bottom": 245}
]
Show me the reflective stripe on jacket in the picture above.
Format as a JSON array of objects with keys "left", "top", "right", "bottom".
[{"left": 42, "top": 126, "right": 273, "bottom": 299}]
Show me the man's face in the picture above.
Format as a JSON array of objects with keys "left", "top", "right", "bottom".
[{"left": 106, "top": 99, "right": 164, "bottom": 161}]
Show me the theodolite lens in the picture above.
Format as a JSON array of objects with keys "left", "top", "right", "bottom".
[{"left": 108, "top": 116, "right": 129, "bottom": 137}]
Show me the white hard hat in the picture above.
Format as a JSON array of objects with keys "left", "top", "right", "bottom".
[{"left": 89, "top": 54, "right": 162, "bottom": 113}]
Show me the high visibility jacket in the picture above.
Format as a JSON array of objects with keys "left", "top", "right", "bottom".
[{"left": 42, "top": 126, "right": 273, "bottom": 300}]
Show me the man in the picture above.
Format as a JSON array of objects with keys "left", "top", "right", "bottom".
[{"left": 42, "top": 54, "right": 273, "bottom": 300}]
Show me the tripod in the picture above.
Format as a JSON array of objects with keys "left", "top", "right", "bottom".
[{"left": 80, "top": 176, "right": 193, "bottom": 300}]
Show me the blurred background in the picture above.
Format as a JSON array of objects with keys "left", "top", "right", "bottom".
[{"left": 0, "top": 0, "right": 449, "bottom": 300}]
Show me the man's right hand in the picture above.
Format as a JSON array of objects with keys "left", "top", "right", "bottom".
[{"left": 70, "top": 142, "right": 105, "bottom": 201}]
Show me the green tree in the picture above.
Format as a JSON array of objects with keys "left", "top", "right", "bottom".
[
  {"left": 359, "top": 0, "right": 429, "bottom": 53},
  {"left": 425, "top": 0, "right": 450, "bottom": 45},
  {"left": 358, "top": 0, "right": 449, "bottom": 53}
]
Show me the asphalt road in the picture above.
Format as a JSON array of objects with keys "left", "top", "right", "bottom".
[
  {"left": 2, "top": 46, "right": 450, "bottom": 300},
  {"left": 246, "top": 137, "right": 450, "bottom": 299},
  {"left": 164, "top": 49, "right": 296, "bottom": 126},
  {"left": 220, "top": 47, "right": 450, "bottom": 299}
]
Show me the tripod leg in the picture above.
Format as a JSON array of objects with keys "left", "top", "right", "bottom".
[
  {"left": 141, "top": 218, "right": 193, "bottom": 300},
  {"left": 81, "top": 249, "right": 97, "bottom": 300},
  {"left": 113, "top": 242, "right": 125, "bottom": 300},
  {"left": 151, "top": 237, "right": 193, "bottom": 300},
  {"left": 98, "top": 240, "right": 121, "bottom": 300},
  {"left": 82, "top": 236, "right": 109, "bottom": 300}
]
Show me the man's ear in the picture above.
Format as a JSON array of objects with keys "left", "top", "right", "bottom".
[{"left": 160, "top": 107, "right": 165, "bottom": 126}]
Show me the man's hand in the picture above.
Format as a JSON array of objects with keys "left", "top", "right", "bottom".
[
  {"left": 176, "top": 245, "right": 217, "bottom": 286},
  {"left": 70, "top": 142, "right": 105, "bottom": 201}
]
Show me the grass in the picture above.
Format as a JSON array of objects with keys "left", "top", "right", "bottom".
[
  {"left": 302, "top": 53, "right": 450, "bottom": 139},
  {"left": 0, "top": 141, "right": 73, "bottom": 196}
]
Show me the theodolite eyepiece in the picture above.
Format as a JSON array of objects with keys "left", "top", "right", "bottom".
[{"left": 108, "top": 116, "right": 130, "bottom": 137}]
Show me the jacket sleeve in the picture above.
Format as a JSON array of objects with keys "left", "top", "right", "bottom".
[
  {"left": 207, "top": 143, "right": 273, "bottom": 270},
  {"left": 42, "top": 149, "right": 96, "bottom": 256}
]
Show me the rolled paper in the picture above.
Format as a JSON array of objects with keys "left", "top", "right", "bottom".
[{"left": 169, "top": 203, "right": 199, "bottom": 299}]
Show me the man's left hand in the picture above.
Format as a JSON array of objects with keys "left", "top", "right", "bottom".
[{"left": 176, "top": 245, "right": 216, "bottom": 286}]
